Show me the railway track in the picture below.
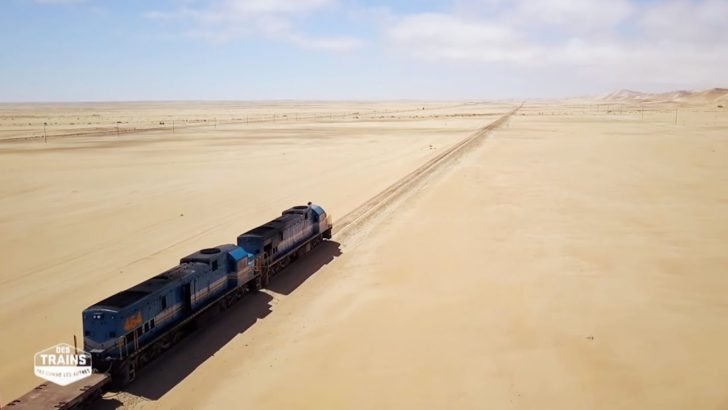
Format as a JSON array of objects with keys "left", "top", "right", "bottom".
[{"left": 333, "top": 104, "right": 521, "bottom": 237}]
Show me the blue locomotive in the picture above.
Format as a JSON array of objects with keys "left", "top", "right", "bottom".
[{"left": 83, "top": 204, "right": 332, "bottom": 384}]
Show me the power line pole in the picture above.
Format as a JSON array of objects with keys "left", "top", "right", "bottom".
[{"left": 43, "top": 121, "right": 47, "bottom": 143}]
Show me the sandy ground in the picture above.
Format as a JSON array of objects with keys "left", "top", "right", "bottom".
[
  {"left": 2, "top": 100, "right": 727, "bottom": 409},
  {"left": 0, "top": 101, "right": 506, "bottom": 404},
  {"left": 0, "top": 101, "right": 485, "bottom": 142}
]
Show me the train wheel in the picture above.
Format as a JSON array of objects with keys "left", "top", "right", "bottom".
[
  {"left": 113, "top": 359, "right": 136, "bottom": 386},
  {"left": 252, "top": 276, "right": 262, "bottom": 291},
  {"left": 127, "top": 360, "right": 136, "bottom": 384}
]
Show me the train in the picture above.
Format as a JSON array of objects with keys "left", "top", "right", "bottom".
[{"left": 82, "top": 203, "right": 332, "bottom": 385}]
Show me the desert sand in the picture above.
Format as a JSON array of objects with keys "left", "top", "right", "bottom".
[{"left": 1, "top": 98, "right": 727, "bottom": 409}]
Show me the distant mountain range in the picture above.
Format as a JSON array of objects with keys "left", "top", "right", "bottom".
[{"left": 601, "top": 88, "right": 728, "bottom": 103}]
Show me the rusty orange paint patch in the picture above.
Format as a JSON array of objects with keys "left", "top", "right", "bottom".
[{"left": 123, "top": 311, "right": 142, "bottom": 331}]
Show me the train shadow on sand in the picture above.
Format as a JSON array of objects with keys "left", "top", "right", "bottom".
[{"left": 92, "top": 240, "right": 342, "bottom": 408}]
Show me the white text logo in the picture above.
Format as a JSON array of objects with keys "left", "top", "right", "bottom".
[{"left": 34, "top": 343, "right": 92, "bottom": 386}]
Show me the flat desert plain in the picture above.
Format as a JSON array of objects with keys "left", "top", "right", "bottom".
[{"left": 1, "top": 100, "right": 727, "bottom": 409}]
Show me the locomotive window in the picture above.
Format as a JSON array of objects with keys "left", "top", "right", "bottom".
[
  {"left": 109, "top": 331, "right": 116, "bottom": 338},
  {"left": 212, "top": 260, "right": 218, "bottom": 271},
  {"left": 136, "top": 327, "right": 143, "bottom": 337},
  {"left": 161, "top": 295, "right": 167, "bottom": 309},
  {"left": 84, "top": 330, "right": 90, "bottom": 336},
  {"left": 144, "top": 323, "right": 149, "bottom": 332},
  {"left": 125, "top": 333, "right": 133, "bottom": 344},
  {"left": 150, "top": 319, "right": 155, "bottom": 329}
]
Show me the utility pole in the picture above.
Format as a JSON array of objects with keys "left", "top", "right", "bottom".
[
  {"left": 172, "top": 119, "right": 175, "bottom": 133},
  {"left": 674, "top": 107, "right": 678, "bottom": 125},
  {"left": 43, "top": 122, "right": 47, "bottom": 143}
]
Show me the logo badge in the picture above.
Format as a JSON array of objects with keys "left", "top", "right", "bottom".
[{"left": 34, "top": 343, "right": 93, "bottom": 386}]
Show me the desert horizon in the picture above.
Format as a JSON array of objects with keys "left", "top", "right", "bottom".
[
  {"left": 1, "top": 86, "right": 726, "bottom": 103},
  {"left": 1, "top": 87, "right": 725, "bottom": 143}
]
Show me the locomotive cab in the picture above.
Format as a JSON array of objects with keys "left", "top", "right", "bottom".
[
  {"left": 83, "top": 308, "right": 122, "bottom": 352},
  {"left": 309, "top": 204, "right": 332, "bottom": 238}
]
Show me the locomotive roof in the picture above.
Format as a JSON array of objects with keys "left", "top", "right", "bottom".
[
  {"left": 282, "top": 205, "right": 309, "bottom": 215},
  {"left": 90, "top": 264, "right": 199, "bottom": 310},
  {"left": 266, "top": 213, "right": 298, "bottom": 227},
  {"left": 181, "top": 244, "right": 237, "bottom": 264},
  {"left": 94, "top": 290, "right": 148, "bottom": 310},
  {"left": 241, "top": 214, "right": 298, "bottom": 237}
]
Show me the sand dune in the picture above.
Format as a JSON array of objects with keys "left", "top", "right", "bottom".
[{"left": 601, "top": 87, "right": 728, "bottom": 104}]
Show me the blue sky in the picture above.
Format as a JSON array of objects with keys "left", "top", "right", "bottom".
[{"left": 0, "top": 0, "right": 725, "bottom": 101}]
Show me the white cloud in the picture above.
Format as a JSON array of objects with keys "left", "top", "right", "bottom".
[
  {"left": 389, "top": 13, "right": 530, "bottom": 64},
  {"left": 145, "top": 0, "right": 364, "bottom": 51},
  {"left": 509, "top": 0, "right": 634, "bottom": 32},
  {"left": 140, "top": 0, "right": 725, "bottom": 92},
  {"left": 386, "top": 0, "right": 728, "bottom": 88},
  {"left": 639, "top": 0, "right": 728, "bottom": 43}
]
